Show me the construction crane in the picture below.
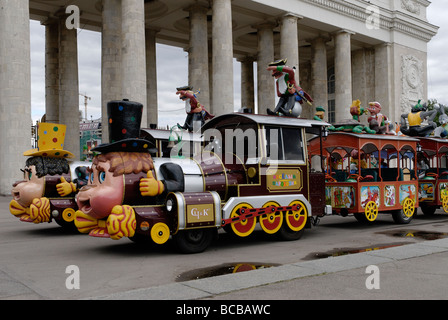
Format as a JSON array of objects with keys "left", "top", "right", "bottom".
[{"left": 79, "top": 93, "right": 91, "bottom": 121}]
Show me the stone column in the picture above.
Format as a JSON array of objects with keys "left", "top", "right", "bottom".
[
  {"left": 43, "top": 19, "right": 59, "bottom": 123},
  {"left": 208, "top": 40, "right": 213, "bottom": 113},
  {"left": 256, "top": 23, "right": 276, "bottom": 115},
  {"left": 334, "top": 30, "right": 354, "bottom": 122},
  {"left": 58, "top": 13, "right": 80, "bottom": 159},
  {"left": 352, "top": 48, "right": 376, "bottom": 114},
  {"left": 188, "top": 4, "right": 210, "bottom": 111},
  {"left": 121, "top": 0, "right": 147, "bottom": 127},
  {"left": 0, "top": 0, "right": 31, "bottom": 195},
  {"left": 211, "top": 0, "right": 234, "bottom": 116},
  {"left": 374, "top": 43, "right": 393, "bottom": 119},
  {"left": 239, "top": 56, "right": 255, "bottom": 112},
  {"left": 101, "top": 0, "right": 122, "bottom": 143},
  {"left": 280, "top": 13, "right": 301, "bottom": 81},
  {"left": 146, "top": 28, "right": 159, "bottom": 127},
  {"left": 311, "top": 37, "right": 328, "bottom": 119}
]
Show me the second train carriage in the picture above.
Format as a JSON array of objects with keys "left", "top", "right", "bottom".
[
  {"left": 417, "top": 137, "right": 448, "bottom": 215},
  {"left": 309, "top": 132, "right": 419, "bottom": 224}
]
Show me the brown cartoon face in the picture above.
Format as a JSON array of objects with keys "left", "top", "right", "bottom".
[
  {"left": 76, "top": 158, "right": 124, "bottom": 220},
  {"left": 11, "top": 165, "right": 45, "bottom": 208}
]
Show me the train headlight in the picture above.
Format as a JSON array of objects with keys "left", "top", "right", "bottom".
[
  {"left": 140, "top": 221, "right": 150, "bottom": 231},
  {"left": 166, "top": 199, "right": 173, "bottom": 212},
  {"left": 51, "top": 210, "right": 59, "bottom": 218}
]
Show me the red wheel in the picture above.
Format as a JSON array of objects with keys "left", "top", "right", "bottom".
[
  {"left": 285, "top": 200, "right": 307, "bottom": 232},
  {"left": 259, "top": 201, "right": 283, "bottom": 234},
  {"left": 230, "top": 203, "right": 256, "bottom": 237}
]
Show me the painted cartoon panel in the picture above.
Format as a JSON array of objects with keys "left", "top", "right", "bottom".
[
  {"left": 325, "top": 186, "right": 355, "bottom": 208},
  {"left": 384, "top": 185, "right": 396, "bottom": 207},
  {"left": 399, "top": 184, "right": 416, "bottom": 204},
  {"left": 440, "top": 183, "right": 448, "bottom": 202},
  {"left": 361, "top": 186, "right": 380, "bottom": 208},
  {"left": 419, "top": 182, "right": 435, "bottom": 201}
]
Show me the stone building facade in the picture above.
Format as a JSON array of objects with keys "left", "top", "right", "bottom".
[{"left": 0, "top": 0, "right": 438, "bottom": 194}]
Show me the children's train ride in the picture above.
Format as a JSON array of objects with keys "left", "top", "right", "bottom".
[{"left": 9, "top": 99, "right": 448, "bottom": 253}]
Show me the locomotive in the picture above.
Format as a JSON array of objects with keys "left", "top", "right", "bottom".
[{"left": 74, "top": 100, "right": 330, "bottom": 253}]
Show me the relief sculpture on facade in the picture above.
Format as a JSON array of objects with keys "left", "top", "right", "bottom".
[
  {"left": 400, "top": 55, "right": 424, "bottom": 114},
  {"left": 401, "top": 0, "right": 420, "bottom": 15}
]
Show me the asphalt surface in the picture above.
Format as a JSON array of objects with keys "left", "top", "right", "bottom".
[{"left": 91, "top": 237, "right": 448, "bottom": 300}]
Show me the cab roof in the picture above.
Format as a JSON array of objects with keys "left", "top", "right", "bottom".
[{"left": 202, "top": 113, "right": 330, "bottom": 130}]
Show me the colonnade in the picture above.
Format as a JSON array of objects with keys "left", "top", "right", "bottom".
[{"left": 0, "top": 0, "right": 369, "bottom": 194}]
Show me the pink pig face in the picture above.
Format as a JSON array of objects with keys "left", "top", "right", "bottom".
[{"left": 76, "top": 158, "right": 124, "bottom": 220}]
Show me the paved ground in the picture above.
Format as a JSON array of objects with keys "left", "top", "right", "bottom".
[{"left": 91, "top": 238, "right": 448, "bottom": 300}]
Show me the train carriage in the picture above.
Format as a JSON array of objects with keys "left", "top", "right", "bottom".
[
  {"left": 309, "top": 132, "right": 419, "bottom": 224},
  {"left": 417, "top": 137, "right": 448, "bottom": 215}
]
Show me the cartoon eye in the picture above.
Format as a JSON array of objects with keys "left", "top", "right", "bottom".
[
  {"left": 99, "top": 171, "right": 106, "bottom": 184},
  {"left": 22, "top": 169, "right": 32, "bottom": 180},
  {"left": 89, "top": 172, "right": 94, "bottom": 184}
]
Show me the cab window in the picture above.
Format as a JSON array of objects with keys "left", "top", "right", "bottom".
[{"left": 265, "top": 126, "right": 304, "bottom": 162}]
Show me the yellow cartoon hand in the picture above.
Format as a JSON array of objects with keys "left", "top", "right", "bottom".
[
  {"left": 57, "top": 177, "right": 76, "bottom": 196},
  {"left": 139, "top": 171, "right": 164, "bottom": 197}
]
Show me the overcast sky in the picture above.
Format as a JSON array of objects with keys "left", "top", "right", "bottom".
[{"left": 29, "top": 1, "right": 447, "bottom": 127}]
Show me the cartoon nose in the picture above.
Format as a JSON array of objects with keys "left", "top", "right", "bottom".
[
  {"left": 12, "top": 180, "right": 26, "bottom": 188},
  {"left": 79, "top": 184, "right": 97, "bottom": 192}
]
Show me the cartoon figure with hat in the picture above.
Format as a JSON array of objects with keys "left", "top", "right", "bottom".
[
  {"left": 176, "top": 86, "right": 214, "bottom": 132},
  {"left": 9, "top": 122, "right": 87, "bottom": 228},
  {"left": 74, "top": 99, "right": 185, "bottom": 239},
  {"left": 266, "top": 58, "right": 313, "bottom": 117},
  {"left": 314, "top": 106, "right": 326, "bottom": 121}
]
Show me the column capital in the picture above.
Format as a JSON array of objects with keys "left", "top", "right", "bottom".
[
  {"left": 308, "top": 34, "right": 332, "bottom": 44},
  {"left": 41, "top": 16, "right": 59, "bottom": 26},
  {"left": 374, "top": 42, "right": 392, "bottom": 49},
  {"left": 280, "top": 12, "right": 303, "bottom": 21},
  {"left": 332, "top": 29, "right": 356, "bottom": 36},
  {"left": 252, "top": 20, "right": 277, "bottom": 30},
  {"left": 237, "top": 55, "right": 256, "bottom": 63},
  {"left": 185, "top": 3, "right": 210, "bottom": 14},
  {"left": 145, "top": 26, "right": 161, "bottom": 34}
]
